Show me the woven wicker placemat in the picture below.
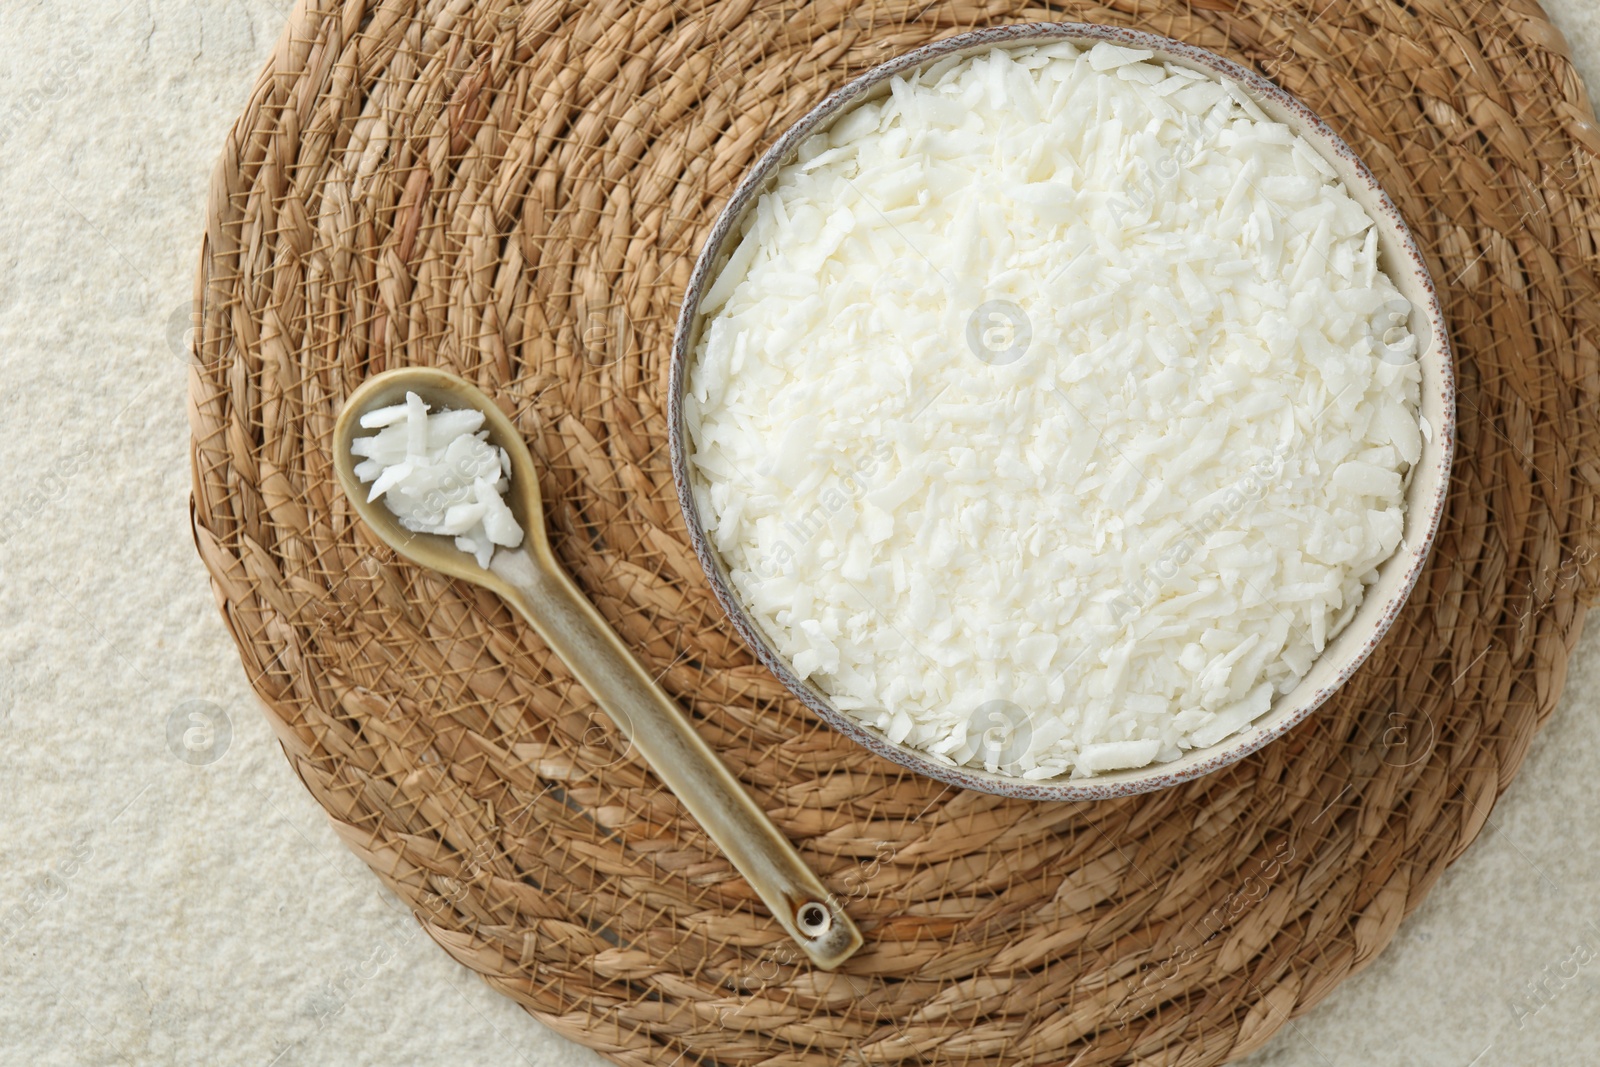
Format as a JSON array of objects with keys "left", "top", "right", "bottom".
[{"left": 189, "top": 1, "right": 1600, "bottom": 1063}]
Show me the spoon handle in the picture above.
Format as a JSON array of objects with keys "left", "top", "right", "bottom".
[{"left": 490, "top": 547, "right": 863, "bottom": 970}]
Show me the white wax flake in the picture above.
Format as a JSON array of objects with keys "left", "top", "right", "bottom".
[
  {"left": 688, "top": 41, "right": 1422, "bottom": 778},
  {"left": 352, "top": 392, "right": 524, "bottom": 568}
]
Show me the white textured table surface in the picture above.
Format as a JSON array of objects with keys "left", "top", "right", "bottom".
[{"left": 2, "top": 3, "right": 1596, "bottom": 1064}]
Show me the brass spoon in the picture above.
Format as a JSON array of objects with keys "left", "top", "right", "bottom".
[{"left": 332, "top": 367, "right": 863, "bottom": 971}]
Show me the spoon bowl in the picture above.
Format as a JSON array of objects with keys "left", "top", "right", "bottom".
[
  {"left": 333, "top": 367, "right": 864, "bottom": 970},
  {"left": 332, "top": 368, "right": 552, "bottom": 594}
]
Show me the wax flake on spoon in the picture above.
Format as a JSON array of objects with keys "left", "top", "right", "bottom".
[{"left": 351, "top": 391, "right": 524, "bottom": 567}]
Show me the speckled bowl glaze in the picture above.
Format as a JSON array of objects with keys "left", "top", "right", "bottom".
[{"left": 668, "top": 23, "right": 1456, "bottom": 801}]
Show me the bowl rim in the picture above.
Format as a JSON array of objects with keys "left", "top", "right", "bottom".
[{"left": 667, "top": 21, "right": 1457, "bottom": 801}]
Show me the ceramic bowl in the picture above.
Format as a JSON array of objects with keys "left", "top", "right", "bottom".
[{"left": 667, "top": 23, "right": 1455, "bottom": 801}]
